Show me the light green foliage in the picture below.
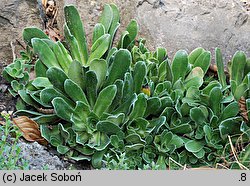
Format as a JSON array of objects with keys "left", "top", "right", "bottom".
[
  {"left": 0, "top": 113, "right": 29, "bottom": 170},
  {"left": 3, "top": 4, "right": 250, "bottom": 170}
]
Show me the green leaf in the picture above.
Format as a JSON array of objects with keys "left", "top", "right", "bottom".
[
  {"left": 203, "top": 125, "right": 212, "bottom": 141},
  {"left": 231, "top": 51, "right": 246, "bottom": 85},
  {"left": 154, "top": 47, "right": 167, "bottom": 63},
  {"left": 110, "top": 135, "right": 123, "bottom": 149},
  {"left": 219, "top": 117, "right": 242, "bottom": 140},
  {"left": 64, "top": 24, "right": 82, "bottom": 63},
  {"left": 193, "top": 149, "right": 205, "bottom": 159},
  {"left": 93, "top": 23, "right": 105, "bottom": 44},
  {"left": 71, "top": 156, "right": 91, "bottom": 161},
  {"left": 244, "top": 58, "right": 250, "bottom": 77},
  {"left": 246, "top": 99, "right": 250, "bottom": 121},
  {"left": 64, "top": 79, "right": 89, "bottom": 105},
  {"left": 40, "top": 87, "right": 73, "bottom": 106},
  {"left": 158, "top": 60, "right": 167, "bottom": 82},
  {"left": 32, "top": 114, "right": 58, "bottom": 124},
  {"left": 52, "top": 97, "right": 74, "bottom": 122},
  {"left": 57, "top": 145, "right": 70, "bottom": 155},
  {"left": 88, "top": 34, "right": 111, "bottom": 63},
  {"left": 11, "top": 80, "right": 24, "bottom": 92},
  {"left": 113, "top": 93, "right": 137, "bottom": 115},
  {"left": 99, "top": 4, "right": 113, "bottom": 33},
  {"left": 76, "top": 132, "right": 89, "bottom": 145},
  {"left": 234, "top": 83, "right": 248, "bottom": 101},
  {"left": 220, "top": 101, "right": 239, "bottom": 121},
  {"left": 93, "top": 85, "right": 117, "bottom": 117},
  {"left": 185, "top": 140, "right": 204, "bottom": 153},
  {"left": 125, "top": 144, "right": 144, "bottom": 152},
  {"left": 149, "top": 116, "right": 166, "bottom": 134},
  {"left": 35, "top": 59, "right": 47, "bottom": 77},
  {"left": 92, "top": 150, "right": 107, "bottom": 169},
  {"left": 40, "top": 125, "right": 62, "bottom": 146},
  {"left": 117, "top": 31, "right": 129, "bottom": 49},
  {"left": 64, "top": 5, "right": 88, "bottom": 65},
  {"left": 171, "top": 50, "right": 188, "bottom": 83},
  {"left": 109, "top": 4, "right": 120, "bottom": 49},
  {"left": 32, "top": 77, "right": 52, "bottom": 89},
  {"left": 122, "top": 19, "right": 139, "bottom": 49},
  {"left": 144, "top": 97, "right": 161, "bottom": 117},
  {"left": 31, "top": 38, "right": 61, "bottom": 69},
  {"left": 188, "top": 47, "right": 205, "bottom": 64},
  {"left": 106, "top": 113, "right": 125, "bottom": 126},
  {"left": 209, "top": 87, "right": 222, "bottom": 116},
  {"left": 68, "top": 60, "right": 85, "bottom": 90},
  {"left": 52, "top": 41, "right": 72, "bottom": 73},
  {"left": 156, "top": 156, "right": 167, "bottom": 170},
  {"left": 86, "top": 71, "right": 98, "bottom": 108},
  {"left": 88, "top": 132, "right": 110, "bottom": 151},
  {"left": 96, "top": 121, "right": 122, "bottom": 135},
  {"left": 89, "top": 59, "right": 108, "bottom": 89},
  {"left": 165, "top": 59, "right": 173, "bottom": 82},
  {"left": 121, "top": 72, "right": 134, "bottom": 103},
  {"left": 193, "top": 51, "right": 211, "bottom": 74},
  {"left": 23, "top": 27, "right": 49, "bottom": 47},
  {"left": 129, "top": 93, "right": 147, "bottom": 120},
  {"left": 170, "top": 123, "right": 193, "bottom": 134},
  {"left": 46, "top": 67, "right": 68, "bottom": 93},
  {"left": 215, "top": 48, "right": 227, "bottom": 88},
  {"left": 108, "top": 80, "right": 124, "bottom": 111},
  {"left": 202, "top": 80, "right": 221, "bottom": 95},
  {"left": 184, "top": 67, "right": 204, "bottom": 89},
  {"left": 18, "top": 90, "right": 40, "bottom": 108},
  {"left": 190, "top": 107, "right": 206, "bottom": 124},
  {"left": 15, "top": 110, "right": 44, "bottom": 117},
  {"left": 105, "top": 49, "right": 132, "bottom": 85},
  {"left": 133, "top": 61, "right": 147, "bottom": 93},
  {"left": 107, "top": 47, "right": 118, "bottom": 65},
  {"left": 71, "top": 101, "right": 90, "bottom": 131}
]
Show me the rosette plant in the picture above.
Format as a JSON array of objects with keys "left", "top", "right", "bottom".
[{"left": 3, "top": 4, "right": 250, "bottom": 169}]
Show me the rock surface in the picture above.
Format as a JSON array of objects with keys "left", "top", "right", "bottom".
[
  {"left": 1, "top": 0, "right": 250, "bottom": 170},
  {"left": 0, "top": 0, "right": 43, "bottom": 67},
  {"left": 1, "top": 0, "right": 250, "bottom": 66},
  {"left": 17, "top": 141, "right": 67, "bottom": 170},
  {"left": 60, "top": 0, "right": 250, "bottom": 63}
]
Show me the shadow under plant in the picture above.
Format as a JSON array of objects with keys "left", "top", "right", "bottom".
[{"left": 2, "top": 3, "right": 250, "bottom": 170}]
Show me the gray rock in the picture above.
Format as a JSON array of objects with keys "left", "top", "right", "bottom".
[
  {"left": 58, "top": 0, "right": 250, "bottom": 63},
  {"left": 136, "top": 0, "right": 250, "bottom": 62},
  {"left": 17, "top": 141, "right": 67, "bottom": 170},
  {"left": 0, "top": 0, "right": 42, "bottom": 66},
  {"left": 16, "top": 140, "right": 91, "bottom": 170}
]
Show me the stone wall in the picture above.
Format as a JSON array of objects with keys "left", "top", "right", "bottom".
[
  {"left": 1, "top": 0, "right": 250, "bottom": 69},
  {"left": 0, "top": 0, "right": 42, "bottom": 70},
  {"left": 61, "top": 0, "right": 250, "bottom": 63}
]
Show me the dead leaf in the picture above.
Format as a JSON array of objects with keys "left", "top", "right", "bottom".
[
  {"left": 209, "top": 64, "right": 218, "bottom": 73},
  {"left": 12, "top": 116, "right": 48, "bottom": 145},
  {"left": 45, "top": 27, "right": 63, "bottom": 42},
  {"left": 0, "top": 118, "right": 5, "bottom": 125},
  {"left": 239, "top": 96, "right": 248, "bottom": 122}
]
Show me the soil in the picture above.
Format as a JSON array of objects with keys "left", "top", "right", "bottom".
[{"left": 0, "top": 73, "right": 16, "bottom": 113}]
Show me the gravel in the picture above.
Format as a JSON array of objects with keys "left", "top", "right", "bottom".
[
  {"left": 17, "top": 140, "right": 67, "bottom": 170},
  {"left": 17, "top": 139, "right": 91, "bottom": 170}
]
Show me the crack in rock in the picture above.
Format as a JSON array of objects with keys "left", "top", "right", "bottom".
[
  {"left": 235, "top": 12, "right": 248, "bottom": 27},
  {"left": 0, "top": 15, "right": 14, "bottom": 26},
  {"left": 137, "top": 0, "right": 165, "bottom": 8}
]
